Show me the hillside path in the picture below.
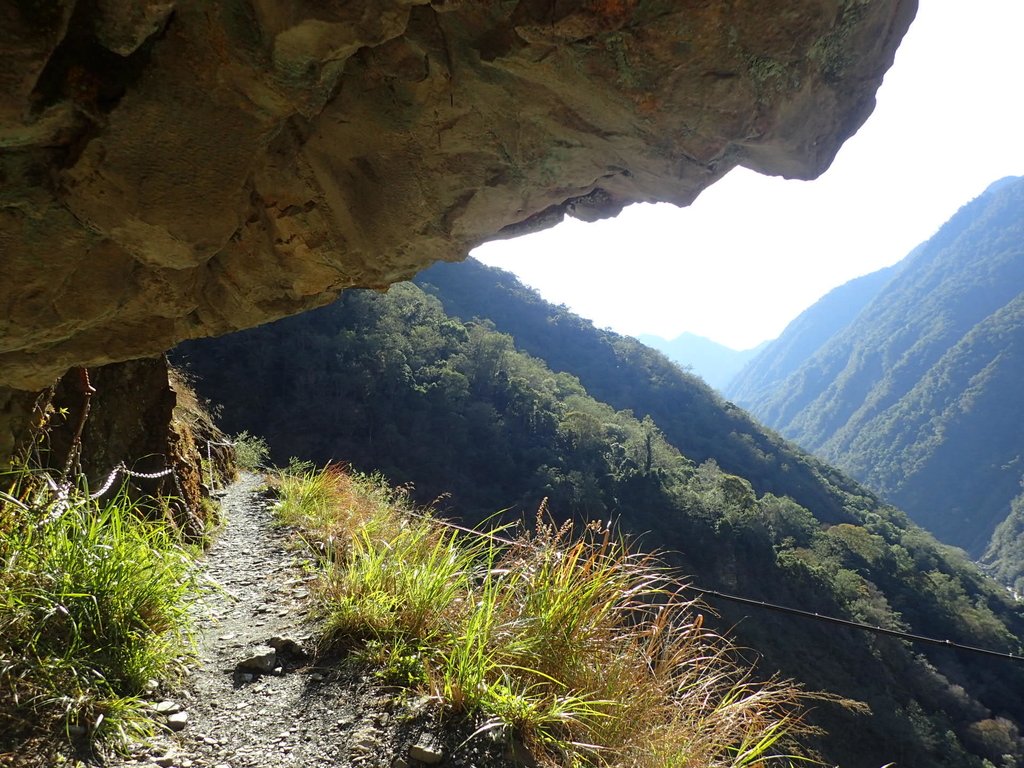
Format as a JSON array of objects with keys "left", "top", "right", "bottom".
[{"left": 110, "top": 474, "right": 415, "bottom": 768}]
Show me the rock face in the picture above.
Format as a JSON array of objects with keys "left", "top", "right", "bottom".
[
  {"left": 1, "top": 0, "right": 915, "bottom": 391},
  {"left": 9, "top": 356, "right": 225, "bottom": 535}
]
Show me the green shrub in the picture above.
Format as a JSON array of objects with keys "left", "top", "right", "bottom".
[
  {"left": 232, "top": 430, "right": 270, "bottom": 471},
  {"left": 1, "top": 473, "right": 201, "bottom": 754}
]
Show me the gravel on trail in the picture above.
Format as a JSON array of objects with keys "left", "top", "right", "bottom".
[{"left": 108, "top": 474, "right": 524, "bottom": 768}]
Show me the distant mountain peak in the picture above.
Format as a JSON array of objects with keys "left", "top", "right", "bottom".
[
  {"left": 637, "top": 332, "right": 768, "bottom": 391},
  {"left": 982, "top": 174, "right": 1022, "bottom": 197}
]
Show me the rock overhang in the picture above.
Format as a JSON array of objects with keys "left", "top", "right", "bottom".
[{"left": 1, "top": 0, "right": 917, "bottom": 390}]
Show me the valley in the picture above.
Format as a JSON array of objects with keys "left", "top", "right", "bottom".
[
  {"left": 729, "top": 176, "right": 1024, "bottom": 581},
  {"left": 173, "top": 242, "right": 1024, "bottom": 768},
  {"left": 2, "top": 4, "right": 1022, "bottom": 767}
]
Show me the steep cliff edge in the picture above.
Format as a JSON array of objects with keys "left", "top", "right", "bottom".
[{"left": 1, "top": 0, "right": 914, "bottom": 393}]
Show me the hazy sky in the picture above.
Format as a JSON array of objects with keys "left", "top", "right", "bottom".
[{"left": 473, "top": 1, "right": 1024, "bottom": 351}]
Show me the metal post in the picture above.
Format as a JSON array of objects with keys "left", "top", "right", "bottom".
[{"left": 206, "top": 440, "right": 235, "bottom": 491}]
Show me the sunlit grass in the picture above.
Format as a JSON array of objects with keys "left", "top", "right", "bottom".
[
  {"left": 0, "top": 471, "right": 201, "bottom": 754},
  {"left": 274, "top": 464, "right": 402, "bottom": 550},
  {"left": 277, "top": 466, "right": 811, "bottom": 767}
]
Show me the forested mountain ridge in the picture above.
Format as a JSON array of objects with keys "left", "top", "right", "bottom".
[
  {"left": 726, "top": 263, "right": 901, "bottom": 404},
  {"left": 722, "top": 176, "right": 1024, "bottom": 562},
  {"left": 175, "top": 271, "right": 1024, "bottom": 768},
  {"left": 415, "top": 258, "right": 870, "bottom": 526}
]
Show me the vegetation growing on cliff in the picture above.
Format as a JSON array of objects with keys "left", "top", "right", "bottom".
[
  {"left": 0, "top": 477, "right": 201, "bottom": 758},
  {"left": 726, "top": 176, "right": 1024, "bottom": 560},
  {"left": 983, "top": 490, "right": 1024, "bottom": 595},
  {"left": 0, "top": 369, "right": 226, "bottom": 762}
]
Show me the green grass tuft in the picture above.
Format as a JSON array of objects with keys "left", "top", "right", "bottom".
[
  {"left": 1, "top": 471, "right": 202, "bottom": 756},
  {"left": 277, "top": 467, "right": 811, "bottom": 767}
]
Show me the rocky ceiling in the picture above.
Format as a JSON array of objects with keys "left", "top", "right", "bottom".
[{"left": 1, "top": 0, "right": 916, "bottom": 391}]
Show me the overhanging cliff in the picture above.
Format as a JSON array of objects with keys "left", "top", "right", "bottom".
[{"left": 2, "top": 0, "right": 915, "bottom": 391}]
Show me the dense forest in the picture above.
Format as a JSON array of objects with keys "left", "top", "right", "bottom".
[
  {"left": 726, "top": 177, "right": 1024, "bottom": 572},
  {"left": 983, "top": 490, "right": 1024, "bottom": 596},
  {"left": 175, "top": 267, "right": 1024, "bottom": 768},
  {"left": 414, "top": 258, "right": 870, "bottom": 527}
]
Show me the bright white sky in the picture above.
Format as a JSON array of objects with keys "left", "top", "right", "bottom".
[{"left": 473, "top": 1, "right": 1024, "bottom": 351}]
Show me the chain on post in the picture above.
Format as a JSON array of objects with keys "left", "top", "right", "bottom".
[
  {"left": 31, "top": 364, "right": 206, "bottom": 533},
  {"left": 86, "top": 464, "right": 173, "bottom": 503},
  {"left": 121, "top": 463, "right": 201, "bottom": 529},
  {"left": 41, "top": 474, "right": 72, "bottom": 525},
  {"left": 122, "top": 467, "right": 174, "bottom": 480},
  {"left": 41, "top": 458, "right": 201, "bottom": 531}
]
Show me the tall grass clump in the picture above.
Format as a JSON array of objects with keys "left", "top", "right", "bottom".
[
  {"left": 277, "top": 467, "right": 811, "bottom": 768},
  {"left": 275, "top": 464, "right": 396, "bottom": 543},
  {"left": 0, "top": 472, "right": 201, "bottom": 754}
]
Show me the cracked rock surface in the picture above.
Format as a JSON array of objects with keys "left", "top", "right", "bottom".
[{"left": 1, "top": 0, "right": 916, "bottom": 390}]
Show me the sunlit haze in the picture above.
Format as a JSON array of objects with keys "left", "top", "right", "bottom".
[{"left": 472, "top": 1, "right": 1024, "bottom": 351}]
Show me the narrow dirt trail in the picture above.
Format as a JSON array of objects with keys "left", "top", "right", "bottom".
[
  {"left": 110, "top": 475, "right": 404, "bottom": 768},
  {"left": 109, "top": 474, "right": 518, "bottom": 768}
]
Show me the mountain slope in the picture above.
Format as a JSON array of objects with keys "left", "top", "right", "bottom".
[
  {"left": 726, "top": 263, "right": 901, "bottom": 405},
  {"left": 415, "top": 257, "right": 868, "bottom": 526},
  {"left": 175, "top": 275, "right": 1024, "bottom": 768},
  {"left": 730, "top": 176, "right": 1024, "bottom": 556},
  {"left": 636, "top": 332, "right": 764, "bottom": 390},
  {"left": 983, "top": 489, "right": 1024, "bottom": 595}
]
